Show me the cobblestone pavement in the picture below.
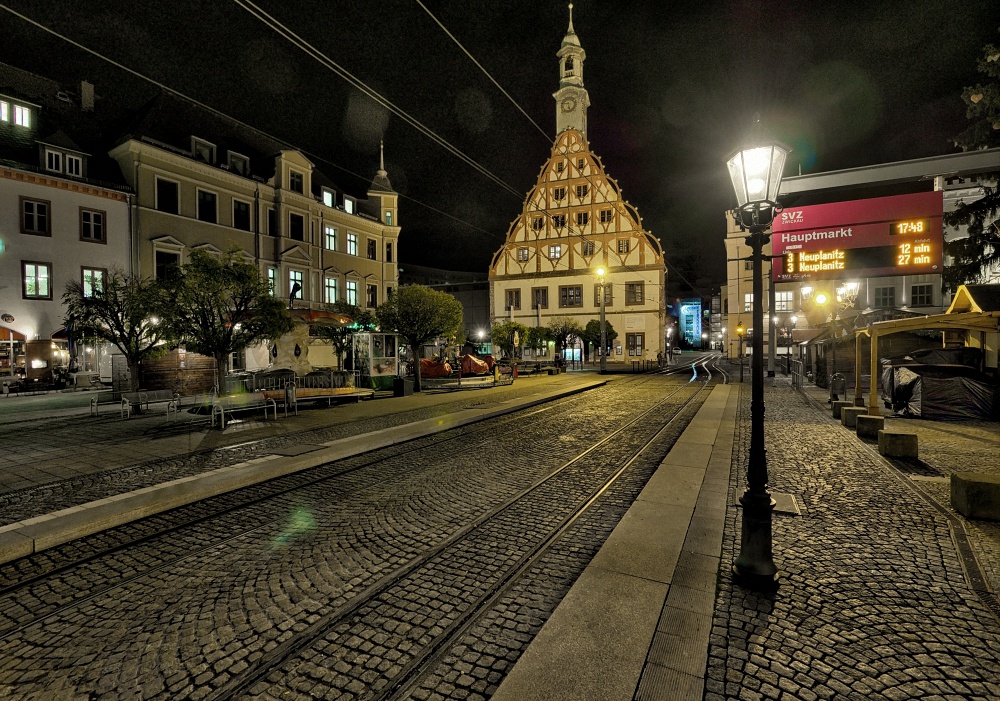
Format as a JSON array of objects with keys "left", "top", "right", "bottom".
[
  {"left": 0, "top": 374, "right": 598, "bottom": 524},
  {"left": 707, "top": 379, "right": 1000, "bottom": 701},
  {"left": 0, "top": 374, "right": 706, "bottom": 700}
]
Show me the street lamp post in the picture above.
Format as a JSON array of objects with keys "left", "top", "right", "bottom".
[
  {"left": 726, "top": 138, "right": 789, "bottom": 592},
  {"left": 736, "top": 321, "right": 745, "bottom": 383},
  {"left": 596, "top": 267, "right": 607, "bottom": 375}
]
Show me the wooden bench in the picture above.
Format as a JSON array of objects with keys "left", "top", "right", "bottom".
[{"left": 210, "top": 392, "right": 277, "bottom": 429}]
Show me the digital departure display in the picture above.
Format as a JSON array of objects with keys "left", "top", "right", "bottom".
[{"left": 770, "top": 191, "right": 943, "bottom": 282}]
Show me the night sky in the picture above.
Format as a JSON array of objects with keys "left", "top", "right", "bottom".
[{"left": 1, "top": 0, "right": 997, "bottom": 299}]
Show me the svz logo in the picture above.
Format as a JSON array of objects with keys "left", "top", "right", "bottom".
[{"left": 780, "top": 211, "right": 804, "bottom": 225}]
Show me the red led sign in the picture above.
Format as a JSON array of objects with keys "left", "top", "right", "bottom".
[{"left": 770, "top": 191, "right": 943, "bottom": 282}]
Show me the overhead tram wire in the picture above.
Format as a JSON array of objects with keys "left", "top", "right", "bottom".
[
  {"left": 232, "top": 0, "right": 525, "bottom": 201},
  {"left": 418, "top": 3, "right": 708, "bottom": 298},
  {"left": 0, "top": 3, "right": 498, "bottom": 241}
]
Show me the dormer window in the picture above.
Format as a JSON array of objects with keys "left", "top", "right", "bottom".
[
  {"left": 13, "top": 105, "right": 30, "bottom": 128},
  {"left": 344, "top": 198, "right": 355, "bottom": 214},
  {"left": 66, "top": 155, "right": 82, "bottom": 177},
  {"left": 227, "top": 151, "right": 249, "bottom": 176},
  {"left": 45, "top": 150, "right": 62, "bottom": 173},
  {"left": 322, "top": 189, "right": 334, "bottom": 208},
  {"left": 0, "top": 101, "right": 8, "bottom": 121},
  {"left": 191, "top": 137, "right": 215, "bottom": 164},
  {"left": 564, "top": 57, "right": 575, "bottom": 76},
  {"left": 289, "top": 170, "right": 304, "bottom": 194}
]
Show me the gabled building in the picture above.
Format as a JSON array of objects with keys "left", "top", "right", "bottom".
[{"left": 488, "top": 7, "right": 667, "bottom": 361}]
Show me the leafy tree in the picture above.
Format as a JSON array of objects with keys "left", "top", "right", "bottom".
[
  {"left": 943, "top": 31, "right": 1000, "bottom": 291},
  {"left": 376, "top": 285, "right": 463, "bottom": 392},
  {"left": 547, "top": 317, "right": 583, "bottom": 357},
  {"left": 312, "top": 301, "right": 377, "bottom": 368},
  {"left": 524, "top": 325, "right": 553, "bottom": 355},
  {"left": 161, "top": 249, "right": 294, "bottom": 393},
  {"left": 490, "top": 320, "right": 528, "bottom": 360},
  {"left": 63, "top": 268, "right": 172, "bottom": 392},
  {"left": 580, "top": 319, "right": 618, "bottom": 362}
]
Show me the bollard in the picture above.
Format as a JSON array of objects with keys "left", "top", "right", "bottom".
[
  {"left": 878, "top": 430, "right": 918, "bottom": 458},
  {"left": 841, "top": 406, "right": 866, "bottom": 429},
  {"left": 831, "top": 400, "right": 852, "bottom": 420},
  {"left": 856, "top": 415, "right": 884, "bottom": 439}
]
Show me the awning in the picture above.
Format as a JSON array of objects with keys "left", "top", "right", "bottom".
[{"left": 289, "top": 309, "right": 352, "bottom": 328}]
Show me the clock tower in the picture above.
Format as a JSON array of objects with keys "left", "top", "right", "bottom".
[{"left": 553, "top": 3, "right": 589, "bottom": 136}]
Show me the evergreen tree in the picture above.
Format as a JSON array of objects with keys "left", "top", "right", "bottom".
[{"left": 943, "top": 31, "right": 1000, "bottom": 291}]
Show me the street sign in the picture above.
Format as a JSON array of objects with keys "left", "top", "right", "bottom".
[{"left": 770, "top": 191, "right": 943, "bottom": 282}]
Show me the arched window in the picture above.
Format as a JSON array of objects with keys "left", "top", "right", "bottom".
[{"left": 564, "top": 57, "right": 574, "bottom": 76}]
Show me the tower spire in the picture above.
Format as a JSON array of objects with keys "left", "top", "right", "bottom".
[
  {"left": 554, "top": 3, "right": 588, "bottom": 135},
  {"left": 369, "top": 139, "right": 394, "bottom": 193},
  {"left": 567, "top": 3, "right": 575, "bottom": 35}
]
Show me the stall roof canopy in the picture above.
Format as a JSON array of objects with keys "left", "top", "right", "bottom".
[
  {"left": 1, "top": 327, "right": 27, "bottom": 341},
  {"left": 857, "top": 284, "right": 1000, "bottom": 338}
]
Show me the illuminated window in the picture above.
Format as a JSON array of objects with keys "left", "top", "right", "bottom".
[
  {"left": 233, "top": 200, "right": 251, "bottom": 231},
  {"left": 626, "top": 282, "right": 644, "bottom": 305},
  {"left": 347, "top": 233, "right": 358, "bottom": 256},
  {"left": 324, "top": 277, "right": 338, "bottom": 304},
  {"left": 0, "top": 101, "right": 7, "bottom": 121},
  {"left": 346, "top": 280, "right": 358, "bottom": 305},
  {"left": 505, "top": 289, "right": 521, "bottom": 310},
  {"left": 911, "top": 284, "right": 933, "bottom": 307},
  {"left": 82, "top": 268, "right": 106, "bottom": 297},
  {"left": 517, "top": 247, "right": 529, "bottom": 262},
  {"left": 385, "top": 211, "right": 393, "bottom": 226},
  {"left": 289, "top": 270, "right": 304, "bottom": 300},
  {"left": 549, "top": 244, "right": 562, "bottom": 259},
  {"left": 617, "top": 239, "right": 630, "bottom": 254},
  {"left": 22, "top": 261, "right": 51, "bottom": 299},
  {"left": 324, "top": 225, "right": 337, "bottom": 251},
  {"left": 66, "top": 154, "right": 82, "bottom": 177},
  {"left": 289, "top": 170, "right": 304, "bottom": 194},
  {"left": 600, "top": 209, "right": 612, "bottom": 223},
  {"left": 774, "top": 291, "right": 794, "bottom": 312},
  {"left": 13, "top": 104, "right": 30, "bottom": 127},
  {"left": 20, "top": 197, "right": 50, "bottom": 235},
  {"left": 288, "top": 212, "right": 304, "bottom": 241},
  {"left": 874, "top": 286, "right": 895, "bottom": 309},
  {"left": 267, "top": 268, "right": 277, "bottom": 296},
  {"left": 582, "top": 241, "right": 595, "bottom": 256},
  {"left": 80, "top": 208, "right": 106, "bottom": 242},
  {"left": 744, "top": 293, "right": 753, "bottom": 312},
  {"left": 532, "top": 287, "right": 548, "bottom": 309},
  {"left": 559, "top": 285, "right": 583, "bottom": 307},
  {"left": 322, "top": 189, "right": 334, "bottom": 207},
  {"left": 45, "top": 150, "right": 62, "bottom": 172},
  {"left": 344, "top": 198, "right": 355, "bottom": 214},
  {"left": 576, "top": 212, "right": 589, "bottom": 226},
  {"left": 576, "top": 184, "right": 588, "bottom": 198}
]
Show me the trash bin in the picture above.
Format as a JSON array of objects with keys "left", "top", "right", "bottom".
[{"left": 393, "top": 377, "right": 413, "bottom": 397}]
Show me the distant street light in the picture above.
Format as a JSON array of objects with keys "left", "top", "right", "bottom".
[
  {"left": 726, "top": 136, "right": 789, "bottom": 592},
  {"left": 596, "top": 267, "right": 607, "bottom": 375}
]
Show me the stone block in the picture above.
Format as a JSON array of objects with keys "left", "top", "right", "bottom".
[
  {"left": 841, "top": 406, "right": 867, "bottom": 428},
  {"left": 856, "top": 415, "right": 884, "bottom": 439},
  {"left": 951, "top": 473, "right": 1000, "bottom": 521},
  {"left": 832, "top": 400, "right": 852, "bottom": 420},
  {"left": 878, "top": 430, "right": 918, "bottom": 458}
]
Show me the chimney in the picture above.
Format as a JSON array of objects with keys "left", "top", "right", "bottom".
[{"left": 81, "top": 80, "right": 95, "bottom": 112}]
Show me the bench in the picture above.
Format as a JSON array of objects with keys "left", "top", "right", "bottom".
[
  {"left": 121, "top": 390, "right": 180, "bottom": 419},
  {"left": 210, "top": 392, "right": 277, "bottom": 429}
]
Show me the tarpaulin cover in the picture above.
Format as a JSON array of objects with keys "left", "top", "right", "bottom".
[
  {"left": 882, "top": 363, "right": 995, "bottom": 420},
  {"left": 419, "top": 358, "right": 452, "bottom": 378},
  {"left": 459, "top": 354, "right": 490, "bottom": 375},
  {"left": 903, "top": 347, "right": 983, "bottom": 368}
]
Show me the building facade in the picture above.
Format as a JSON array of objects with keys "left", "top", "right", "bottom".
[
  {"left": 488, "top": 8, "right": 667, "bottom": 361},
  {"left": 0, "top": 73, "right": 131, "bottom": 380}
]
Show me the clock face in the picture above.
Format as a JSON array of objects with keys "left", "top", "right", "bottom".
[{"left": 561, "top": 97, "right": 576, "bottom": 113}]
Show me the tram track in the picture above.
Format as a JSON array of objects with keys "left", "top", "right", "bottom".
[
  {"left": 205, "top": 365, "right": 717, "bottom": 700},
  {"left": 0, "top": 370, "right": 700, "bottom": 645}
]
